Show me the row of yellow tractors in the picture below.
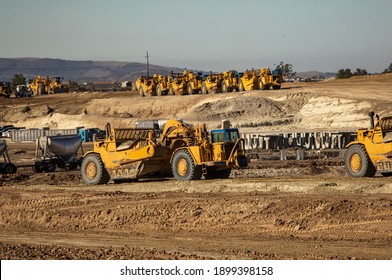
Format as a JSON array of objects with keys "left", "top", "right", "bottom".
[
  {"left": 134, "top": 68, "right": 283, "bottom": 97},
  {"left": 29, "top": 76, "right": 68, "bottom": 95}
]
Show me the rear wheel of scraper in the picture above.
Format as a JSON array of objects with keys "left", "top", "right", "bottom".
[
  {"left": 344, "top": 145, "right": 376, "bottom": 178},
  {"left": 81, "top": 153, "right": 110, "bottom": 185},
  {"left": 3, "top": 163, "right": 17, "bottom": 174}
]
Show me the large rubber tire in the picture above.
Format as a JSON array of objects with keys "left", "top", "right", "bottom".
[
  {"left": 221, "top": 81, "right": 228, "bottom": 93},
  {"left": 138, "top": 86, "right": 145, "bottom": 97},
  {"left": 156, "top": 85, "right": 163, "bottom": 96},
  {"left": 204, "top": 168, "right": 231, "bottom": 179},
  {"left": 345, "top": 145, "right": 376, "bottom": 178},
  {"left": 201, "top": 83, "right": 208, "bottom": 95},
  {"left": 32, "top": 162, "right": 44, "bottom": 173},
  {"left": 187, "top": 83, "right": 193, "bottom": 95},
  {"left": 3, "top": 163, "right": 17, "bottom": 174},
  {"left": 259, "top": 78, "right": 266, "bottom": 90},
  {"left": 81, "top": 153, "right": 110, "bottom": 185},
  {"left": 44, "top": 161, "right": 56, "bottom": 172},
  {"left": 168, "top": 84, "right": 175, "bottom": 95},
  {"left": 238, "top": 80, "right": 244, "bottom": 92},
  {"left": 171, "top": 149, "right": 202, "bottom": 181}
]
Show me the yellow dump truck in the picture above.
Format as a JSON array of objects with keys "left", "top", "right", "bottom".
[
  {"left": 345, "top": 112, "right": 392, "bottom": 177},
  {"left": 81, "top": 119, "right": 247, "bottom": 184}
]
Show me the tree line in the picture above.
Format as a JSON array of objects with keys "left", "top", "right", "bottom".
[{"left": 336, "top": 63, "right": 392, "bottom": 79}]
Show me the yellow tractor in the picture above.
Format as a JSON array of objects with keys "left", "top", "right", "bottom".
[
  {"left": 201, "top": 72, "right": 224, "bottom": 94},
  {"left": 345, "top": 112, "right": 392, "bottom": 177},
  {"left": 222, "top": 71, "right": 240, "bottom": 93},
  {"left": 154, "top": 74, "right": 170, "bottom": 96},
  {"left": 134, "top": 76, "right": 156, "bottom": 96},
  {"left": 186, "top": 71, "right": 203, "bottom": 94},
  {"left": 0, "top": 81, "right": 12, "bottom": 98},
  {"left": 47, "top": 77, "right": 68, "bottom": 94},
  {"left": 168, "top": 71, "right": 189, "bottom": 95},
  {"left": 81, "top": 119, "right": 247, "bottom": 184},
  {"left": 258, "top": 68, "right": 283, "bottom": 90},
  {"left": 238, "top": 69, "right": 258, "bottom": 92},
  {"left": 29, "top": 76, "right": 51, "bottom": 95}
]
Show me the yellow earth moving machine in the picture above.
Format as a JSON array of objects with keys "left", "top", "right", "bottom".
[
  {"left": 186, "top": 71, "right": 203, "bottom": 94},
  {"left": 221, "top": 71, "right": 240, "bottom": 93},
  {"left": 134, "top": 76, "right": 156, "bottom": 96},
  {"left": 238, "top": 69, "right": 258, "bottom": 92},
  {"left": 154, "top": 74, "right": 171, "bottom": 96},
  {"left": 81, "top": 119, "right": 247, "bottom": 184},
  {"left": 259, "top": 68, "right": 283, "bottom": 90},
  {"left": 201, "top": 72, "right": 224, "bottom": 94},
  {"left": 29, "top": 76, "right": 50, "bottom": 95},
  {"left": 48, "top": 77, "right": 68, "bottom": 94},
  {"left": 0, "top": 81, "right": 12, "bottom": 98},
  {"left": 345, "top": 112, "right": 392, "bottom": 177},
  {"left": 168, "top": 71, "right": 188, "bottom": 95}
]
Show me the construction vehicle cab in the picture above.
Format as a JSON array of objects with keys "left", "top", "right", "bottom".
[
  {"left": 345, "top": 112, "right": 392, "bottom": 177},
  {"left": 81, "top": 119, "right": 247, "bottom": 185},
  {"left": 259, "top": 68, "right": 282, "bottom": 90}
]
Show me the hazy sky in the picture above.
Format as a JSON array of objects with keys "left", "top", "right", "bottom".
[{"left": 1, "top": 0, "right": 391, "bottom": 73}]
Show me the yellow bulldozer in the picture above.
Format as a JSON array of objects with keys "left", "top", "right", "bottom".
[
  {"left": 345, "top": 111, "right": 392, "bottom": 177},
  {"left": 258, "top": 68, "right": 283, "bottom": 90},
  {"left": 81, "top": 119, "right": 247, "bottom": 184},
  {"left": 0, "top": 81, "right": 12, "bottom": 98}
]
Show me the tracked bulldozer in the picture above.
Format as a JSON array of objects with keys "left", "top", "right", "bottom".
[
  {"left": 81, "top": 119, "right": 247, "bottom": 185},
  {"left": 345, "top": 112, "right": 392, "bottom": 177}
]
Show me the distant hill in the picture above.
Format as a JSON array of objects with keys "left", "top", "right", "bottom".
[
  {"left": 0, "top": 57, "right": 184, "bottom": 82},
  {"left": 0, "top": 57, "right": 337, "bottom": 82}
]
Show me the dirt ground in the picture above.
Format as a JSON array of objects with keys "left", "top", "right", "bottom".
[{"left": 0, "top": 75, "right": 392, "bottom": 260}]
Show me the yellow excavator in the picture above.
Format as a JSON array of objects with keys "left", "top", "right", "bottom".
[
  {"left": 345, "top": 111, "right": 392, "bottom": 177},
  {"left": 81, "top": 119, "right": 247, "bottom": 184}
]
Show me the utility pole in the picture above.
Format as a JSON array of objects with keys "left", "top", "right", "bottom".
[{"left": 145, "top": 51, "right": 150, "bottom": 78}]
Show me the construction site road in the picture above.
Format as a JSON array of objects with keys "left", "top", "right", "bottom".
[{"left": 1, "top": 173, "right": 391, "bottom": 260}]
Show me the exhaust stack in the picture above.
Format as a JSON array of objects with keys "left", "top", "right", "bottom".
[{"left": 368, "top": 111, "right": 375, "bottom": 129}]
